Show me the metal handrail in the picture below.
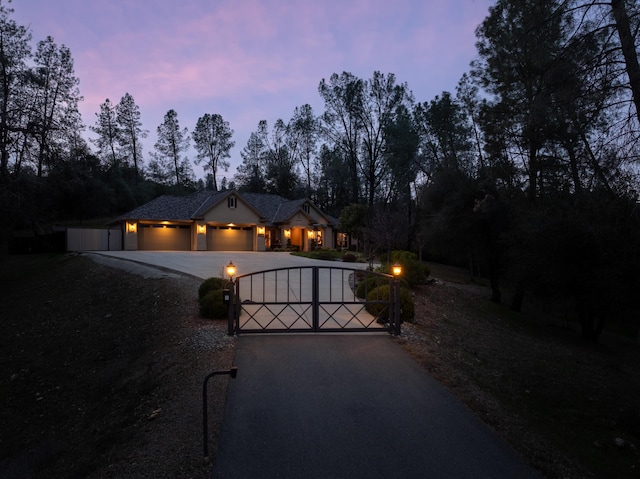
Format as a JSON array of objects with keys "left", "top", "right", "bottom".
[{"left": 203, "top": 367, "right": 238, "bottom": 462}]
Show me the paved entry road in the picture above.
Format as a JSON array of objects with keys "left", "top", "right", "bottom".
[{"left": 212, "top": 335, "right": 541, "bottom": 479}]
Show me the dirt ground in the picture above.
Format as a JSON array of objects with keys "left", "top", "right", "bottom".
[
  {"left": 1, "top": 254, "right": 639, "bottom": 478},
  {"left": 398, "top": 273, "right": 640, "bottom": 479},
  {"left": 1, "top": 254, "right": 235, "bottom": 478}
]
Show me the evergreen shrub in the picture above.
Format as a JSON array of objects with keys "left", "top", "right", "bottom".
[
  {"left": 198, "top": 277, "right": 231, "bottom": 299},
  {"left": 365, "top": 284, "right": 415, "bottom": 323},
  {"left": 199, "top": 289, "right": 228, "bottom": 319},
  {"left": 342, "top": 252, "right": 357, "bottom": 262}
]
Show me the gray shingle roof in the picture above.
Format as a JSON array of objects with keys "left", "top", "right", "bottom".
[
  {"left": 240, "top": 193, "right": 288, "bottom": 221},
  {"left": 191, "top": 190, "right": 229, "bottom": 217},
  {"left": 116, "top": 190, "right": 214, "bottom": 222},
  {"left": 112, "top": 190, "right": 333, "bottom": 226},
  {"left": 273, "top": 199, "right": 307, "bottom": 223}
]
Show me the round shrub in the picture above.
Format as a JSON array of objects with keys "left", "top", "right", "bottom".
[
  {"left": 365, "top": 284, "right": 415, "bottom": 323},
  {"left": 342, "top": 252, "right": 357, "bottom": 262},
  {"left": 199, "top": 289, "right": 229, "bottom": 319},
  {"left": 356, "top": 274, "right": 390, "bottom": 299},
  {"left": 387, "top": 250, "right": 429, "bottom": 286},
  {"left": 314, "top": 250, "right": 339, "bottom": 261},
  {"left": 198, "top": 277, "right": 231, "bottom": 299}
]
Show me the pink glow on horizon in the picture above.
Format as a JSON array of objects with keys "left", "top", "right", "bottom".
[{"left": 11, "top": 0, "right": 495, "bottom": 173}]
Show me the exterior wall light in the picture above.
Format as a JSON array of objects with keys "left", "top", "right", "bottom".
[
  {"left": 308, "top": 230, "right": 314, "bottom": 239},
  {"left": 127, "top": 222, "right": 137, "bottom": 233},
  {"left": 226, "top": 261, "right": 236, "bottom": 280},
  {"left": 284, "top": 229, "right": 291, "bottom": 238},
  {"left": 257, "top": 226, "right": 265, "bottom": 236},
  {"left": 197, "top": 224, "right": 206, "bottom": 235}
]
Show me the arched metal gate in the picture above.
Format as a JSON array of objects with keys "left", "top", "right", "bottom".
[{"left": 226, "top": 266, "right": 401, "bottom": 335}]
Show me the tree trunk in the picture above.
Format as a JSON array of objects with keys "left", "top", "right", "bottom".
[
  {"left": 580, "top": 311, "right": 604, "bottom": 342},
  {"left": 489, "top": 272, "right": 501, "bottom": 303},
  {"left": 488, "top": 245, "right": 501, "bottom": 303},
  {"left": 611, "top": 0, "right": 640, "bottom": 125},
  {"left": 577, "top": 306, "right": 605, "bottom": 342},
  {"left": 468, "top": 245, "right": 479, "bottom": 283},
  {"left": 566, "top": 143, "right": 582, "bottom": 195},
  {"left": 510, "top": 281, "right": 525, "bottom": 312}
]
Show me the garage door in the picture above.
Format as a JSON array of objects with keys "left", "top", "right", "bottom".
[
  {"left": 207, "top": 226, "right": 253, "bottom": 251},
  {"left": 138, "top": 224, "right": 191, "bottom": 250}
]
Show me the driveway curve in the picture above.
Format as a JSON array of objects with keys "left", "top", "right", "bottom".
[
  {"left": 87, "top": 251, "right": 542, "bottom": 478},
  {"left": 88, "top": 250, "right": 369, "bottom": 279}
]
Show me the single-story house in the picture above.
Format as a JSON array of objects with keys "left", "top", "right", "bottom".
[{"left": 110, "top": 189, "right": 347, "bottom": 252}]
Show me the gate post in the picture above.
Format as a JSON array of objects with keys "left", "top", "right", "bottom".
[
  {"left": 393, "top": 277, "right": 402, "bottom": 336},
  {"left": 227, "top": 280, "right": 235, "bottom": 336},
  {"left": 235, "top": 280, "right": 241, "bottom": 333},
  {"left": 312, "top": 266, "right": 319, "bottom": 331}
]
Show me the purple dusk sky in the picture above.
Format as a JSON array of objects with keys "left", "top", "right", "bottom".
[{"left": 11, "top": 0, "right": 494, "bottom": 179}]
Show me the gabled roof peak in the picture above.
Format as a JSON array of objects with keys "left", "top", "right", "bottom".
[{"left": 112, "top": 189, "right": 332, "bottom": 226}]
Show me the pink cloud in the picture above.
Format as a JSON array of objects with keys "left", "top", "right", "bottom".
[{"left": 12, "top": 0, "right": 494, "bottom": 172}]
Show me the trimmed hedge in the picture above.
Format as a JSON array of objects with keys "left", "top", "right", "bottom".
[
  {"left": 198, "top": 277, "right": 231, "bottom": 299},
  {"left": 199, "top": 289, "right": 229, "bottom": 319},
  {"left": 383, "top": 250, "right": 430, "bottom": 286},
  {"left": 342, "top": 252, "right": 357, "bottom": 262},
  {"left": 356, "top": 274, "right": 391, "bottom": 299},
  {"left": 365, "top": 284, "right": 415, "bottom": 323},
  {"left": 198, "top": 277, "right": 232, "bottom": 320}
]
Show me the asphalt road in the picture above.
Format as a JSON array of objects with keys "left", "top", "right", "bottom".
[
  {"left": 86, "top": 252, "right": 542, "bottom": 478},
  {"left": 212, "top": 335, "right": 542, "bottom": 479}
]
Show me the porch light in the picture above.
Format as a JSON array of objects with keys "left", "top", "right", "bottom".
[
  {"left": 257, "top": 226, "right": 265, "bottom": 236},
  {"left": 226, "top": 261, "right": 236, "bottom": 280},
  {"left": 127, "top": 222, "right": 137, "bottom": 233},
  {"left": 197, "top": 224, "right": 206, "bottom": 234},
  {"left": 392, "top": 263, "right": 402, "bottom": 277},
  {"left": 307, "top": 230, "right": 314, "bottom": 239},
  {"left": 284, "top": 229, "right": 291, "bottom": 238}
]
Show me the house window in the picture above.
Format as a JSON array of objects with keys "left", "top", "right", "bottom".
[
  {"left": 228, "top": 196, "right": 237, "bottom": 208},
  {"left": 303, "top": 203, "right": 310, "bottom": 214}
]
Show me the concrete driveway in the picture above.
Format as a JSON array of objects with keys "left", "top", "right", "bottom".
[
  {"left": 90, "top": 251, "right": 382, "bottom": 332},
  {"left": 89, "top": 250, "right": 369, "bottom": 280}
]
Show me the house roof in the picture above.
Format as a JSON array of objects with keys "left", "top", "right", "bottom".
[
  {"left": 113, "top": 190, "right": 335, "bottom": 226},
  {"left": 115, "top": 190, "right": 217, "bottom": 222},
  {"left": 239, "top": 193, "right": 289, "bottom": 222},
  {"left": 273, "top": 199, "right": 307, "bottom": 223}
]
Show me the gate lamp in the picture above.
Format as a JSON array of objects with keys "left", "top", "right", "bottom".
[
  {"left": 392, "top": 263, "right": 402, "bottom": 277},
  {"left": 226, "top": 261, "right": 236, "bottom": 280}
]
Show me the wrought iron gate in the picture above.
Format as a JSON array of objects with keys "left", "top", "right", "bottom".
[{"left": 227, "top": 266, "right": 401, "bottom": 335}]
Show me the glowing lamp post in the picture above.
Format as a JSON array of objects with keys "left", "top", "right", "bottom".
[
  {"left": 225, "top": 261, "right": 236, "bottom": 335},
  {"left": 391, "top": 263, "right": 402, "bottom": 335},
  {"left": 226, "top": 261, "right": 236, "bottom": 281},
  {"left": 392, "top": 263, "right": 402, "bottom": 278}
]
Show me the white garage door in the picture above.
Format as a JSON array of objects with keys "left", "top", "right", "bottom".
[
  {"left": 207, "top": 226, "right": 253, "bottom": 251},
  {"left": 138, "top": 224, "right": 191, "bottom": 250}
]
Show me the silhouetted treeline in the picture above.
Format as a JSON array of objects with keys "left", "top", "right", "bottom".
[{"left": 1, "top": 1, "right": 639, "bottom": 340}]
